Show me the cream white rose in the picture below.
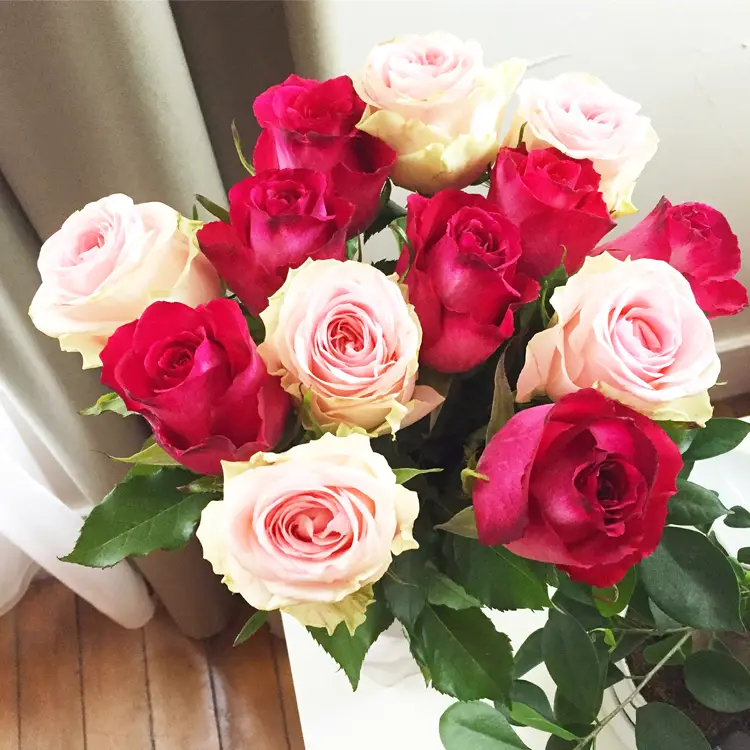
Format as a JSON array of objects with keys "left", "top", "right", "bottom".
[
  {"left": 258, "top": 258, "right": 442, "bottom": 435},
  {"left": 197, "top": 433, "right": 419, "bottom": 634},
  {"left": 516, "top": 253, "right": 721, "bottom": 425},
  {"left": 29, "top": 194, "right": 221, "bottom": 368},
  {"left": 355, "top": 32, "right": 526, "bottom": 194},
  {"left": 508, "top": 73, "right": 658, "bottom": 216}
]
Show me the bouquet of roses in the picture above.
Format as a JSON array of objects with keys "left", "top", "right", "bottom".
[{"left": 30, "top": 31, "right": 750, "bottom": 750}]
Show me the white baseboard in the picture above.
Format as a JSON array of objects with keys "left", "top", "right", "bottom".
[{"left": 713, "top": 334, "right": 750, "bottom": 400}]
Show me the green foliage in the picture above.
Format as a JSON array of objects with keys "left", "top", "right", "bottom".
[
  {"left": 392, "top": 467, "right": 443, "bottom": 485},
  {"left": 635, "top": 703, "right": 710, "bottom": 750},
  {"left": 592, "top": 567, "right": 637, "bottom": 617},
  {"left": 62, "top": 467, "right": 217, "bottom": 567},
  {"left": 684, "top": 649, "right": 750, "bottom": 712},
  {"left": 363, "top": 195, "right": 406, "bottom": 242},
  {"left": 682, "top": 418, "right": 750, "bottom": 462},
  {"left": 666, "top": 479, "right": 728, "bottom": 526},
  {"left": 502, "top": 680, "right": 579, "bottom": 741},
  {"left": 542, "top": 610, "right": 602, "bottom": 722},
  {"left": 230, "top": 119, "right": 255, "bottom": 175},
  {"left": 486, "top": 350, "right": 514, "bottom": 443},
  {"left": 346, "top": 236, "right": 362, "bottom": 261},
  {"left": 539, "top": 266, "right": 568, "bottom": 327},
  {"left": 308, "top": 597, "right": 393, "bottom": 690},
  {"left": 643, "top": 633, "right": 692, "bottom": 666},
  {"left": 439, "top": 702, "right": 530, "bottom": 750},
  {"left": 111, "top": 439, "right": 181, "bottom": 467},
  {"left": 426, "top": 568, "right": 481, "bottom": 610},
  {"left": 372, "top": 258, "right": 397, "bottom": 276},
  {"left": 513, "top": 628, "right": 544, "bottom": 679},
  {"left": 195, "top": 193, "right": 229, "bottom": 224},
  {"left": 639, "top": 526, "right": 744, "bottom": 631},
  {"left": 412, "top": 605, "right": 513, "bottom": 703},
  {"left": 435, "top": 507, "right": 478, "bottom": 539},
  {"left": 234, "top": 611, "right": 268, "bottom": 646},
  {"left": 725, "top": 505, "right": 750, "bottom": 528},
  {"left": 380, "top": 548, "right": 429, "bottom": 629},
  {"left": 80, "top": 392, "right": 132, "bottom": 417},
  {"left": 737, "top": 547, "right": 750, "bottom": 564},
  {"left": 443, "top": 535, "right": 550, "bottom": 610}
]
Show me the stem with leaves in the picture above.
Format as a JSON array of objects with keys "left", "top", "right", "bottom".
[{"left": 572, "top": 632, "right": 692, "bottom": 750}]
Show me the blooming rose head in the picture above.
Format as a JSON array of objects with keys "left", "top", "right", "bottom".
[
  {"left": 397, "top": 191, "right": 539, "bottom": 373},
  {"left": 473, "top": 389, "right": 682, "bottom": 587},
  {"left": 597, "top": 197, "right": 748, "bottom": 318},
  {"left": 356, "top": 32, "right": 526, "bottom": 194},
  {"left": 101, "top": 299, "right": 291, "bottom": 475},
  {"left": 196, "top": 433, "right": 419, "bottom": 633},
  {"left": 517, "top": 253, "right": 721, "bottom": 425},
  {"left": 258, "top": 259, "right": 443, "bottom": 435},
  {"left": 29, "top": 194, "right": 221, "bottom": 368},
  {"left": 197, "top": 169, "right": 354, "bottom": 315},
  {"left": 253, "top": 74, "right": 396, "bottom": 235},
  {"left": 508, "top": 73, "right": 658, "bottom": 216},
  {"left": 488, "top": 146, "right": 615, "bottom": 278}
]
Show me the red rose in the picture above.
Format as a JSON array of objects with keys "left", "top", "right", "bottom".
[
  {"left": 253, "top": 74, "right": 396, "bottom": 235},
  {"left": 100, "top": 299, "right": 291, "bottom": 475},
  {"left": 396, "top": 191, "right": 538, "bottom": 373},
  {"left": 197, "top": 169, "right": 353, "bottom": 315},
  {"left": 488, "top": 146, "right": 615, "bottom": 278},
  {"left": 597, "top": 197, "right": 748, "bottom": 318},
  {"left": 473, "top": 389, "right": 682, "bottom": 587}
]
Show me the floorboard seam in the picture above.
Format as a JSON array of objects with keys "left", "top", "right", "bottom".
[
  {"left": 75, "top": 598, "right": 88, "bottom": 750},
  {"left": 204, "top": 642, "right": 224, "bottom": 750},
  {"left": 141, "top": 628, "right": 156, "bottom": 750}
]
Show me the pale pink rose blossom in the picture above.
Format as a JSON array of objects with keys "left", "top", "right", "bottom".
[
  {"left": 258, "top": 258, "right": 443, "bottom": 435},
  {"left": 196, "top": 433, "right": 419, "bottom": 633},
  {"left": 509, "top": 73, "right": 658, "bottom": 216},
  {"left": 356, "top": 32, "right": 526, "bottom": 194},
  {"left": 516, "top": 253, "right": 720, "bottom": 425},
  {"left": 29, "top": 194, "right": 221, "bottom": 368}
]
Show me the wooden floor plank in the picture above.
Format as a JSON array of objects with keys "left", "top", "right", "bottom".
[
  {"left": 206, "top": 610, "right": 289, "bottom": 750},
  {"left": 0, "top": 610, "right": 19, "bottom": 750},
  {"left": 16, "top": 581, "right": 84, "bottom": 750},
  {"left": 143, "top": 606, "right": 221, "bottom": 750},
  {"left": 78, "top": 599, "right": 152, "bottom": 750},
  {"left": 271, "top": 633, "right": 306, "bottom": 750}
]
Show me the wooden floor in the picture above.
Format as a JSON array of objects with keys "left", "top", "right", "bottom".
[{"left": 0, "top": 579, "right": 304, "bottom": 750}]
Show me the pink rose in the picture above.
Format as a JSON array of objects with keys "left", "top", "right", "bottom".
[
  {"left": 356, "top": 32, "right": 526, "bottom": 193},
  {"left": 597, "top": 197, "right": 748, "bottom": 318},
  {"left": 473, "top": 389, "right": 682, "bottom": 587},
  {"left": 29, "top": 194, "right": 221, "bottom": 368},
  {"left": 510, "top": 73, "right": 658, "bottom": 216},
  {"left": 196, "top": 433, "right": 419, "bottom": 633},
  {"left": 258, "top": 259, "right": 443, "bottom": 435},
  {"left": 516, "top": 253, "right": 721, "bottom": 425},
  {"left": 488, "top": 146, "right": 615, "bottom": 278}
]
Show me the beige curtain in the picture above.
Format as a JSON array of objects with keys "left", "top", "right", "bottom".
[{"left": 0, "top": 0, "right": 294, "bottom": 633}]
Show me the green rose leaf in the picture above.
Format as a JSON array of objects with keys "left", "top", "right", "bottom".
[
  {"left": 682, "top": 418, "right": 750, "bottom": 462},
  {"left": 427, "top": 568, "right": 481, "bottom": 610},
  {"left": 666, "top": 479, "right": 728, "bottom": 527},
  {"left": 364, "top": 198, "right": 406, "bottom": 242},
  {"left": 503, "top": 680, "right": 578, "bottom": 741},
  {"left": 233, "top": 611, "right": 268, "bottom": 647},
  {"left": 513, "top": 628, "right": 544, "bottom": 679},
  {"left": 379, "top": 548, "right": 429, "bottom": 629},
  {"left": 639, "top": 527, "right": 744, "bottom": 631},
  {"left": 543, "top": 610, "right": 602, "bottom": 721},
  {"left": 372, "top": 258, "right": 397, "bottom": 276},
  {"left": 307, "top": 596, "right": 393, "bottom": 690},
  {"left": 392, "top": 467, "right": 443, "bottom": 485},
  {"left": 412, "top": 605, "right": 513, "bottom": 703},
  {"left": 443, "top": 535, "right": 550, "bottom": 610},
  {"left": 643, "top": 633, "right": 693, "bottom": 666},
  {"left": 737, "top": 547, "right": 750, "bottom": 564},
  {"left": 725, "top": 505, "right": 750, "bottom": 528},
  {"left": 80, "top": 392, "right": 133, "bottom": 417},
  {"left": 592, "top": 567, "right": 637, "bottom": 617},
  {"left": 486, "top": 350, "right": 514, "bottom": 443},
  {"left": 195, "top": 193, "right": 229, "bottom": 224},
  {"left": 62, "top": 467, "right": 216, "bottom": 567},
  {"left": 635, "top": 703, "right": 710, "bottom": 750},
  {"left": 684, "top": 649, "right": 750, "bottom": 712},
  {"left": 435, "top": 507, "right": 478, "bottom": 539},
  {"left": 439, "top": 701, "right": 530, "bottom": 750},
  {"left": 111, "top": 439, "right": 181, "bottom": 467},
  {"left": 230, "top": 119, "right": 255, "bottom": 175}
]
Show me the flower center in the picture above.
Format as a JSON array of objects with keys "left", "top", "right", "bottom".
[{"left": 448, "top": 207, "right": 511, "bottom": 267}]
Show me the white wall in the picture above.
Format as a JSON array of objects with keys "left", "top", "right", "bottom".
[{"left": 290, "top": 0, "right": 750, "bottom": 394}]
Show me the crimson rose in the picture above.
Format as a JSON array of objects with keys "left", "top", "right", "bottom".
[
  {"left": 488, "top": 146, "right": 615, "bottom": 278},
  {"left": 597, "top": 197, "right": 748, "bottom": 318},
  {"left": 253, "top": 74, "right": 396, "bottom": 235},
  {"left": 101, "top": 299, "right": 291, "bottom": 475},
  {"left": 197, "top": 169, "right": 353, "bottom": 315},
  {"left": 473, "top": 389, "right": 682, "bottom": 587},
  {"left": 397, "top": 191, "right": 538, "bottom": 373}
]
